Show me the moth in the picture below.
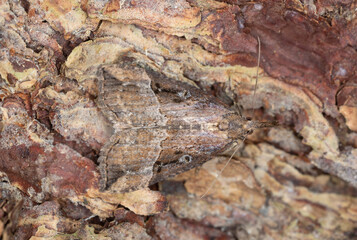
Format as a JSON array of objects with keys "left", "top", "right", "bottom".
[{"left": 98, "top": 56, "right": 275, "bottom": 193}]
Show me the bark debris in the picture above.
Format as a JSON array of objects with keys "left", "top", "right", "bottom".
[{"left": 0, "top": 0, "right": 356, "bottom": 239}]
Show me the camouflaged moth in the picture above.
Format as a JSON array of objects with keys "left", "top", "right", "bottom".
[{"left": 97, "top": 56, "right": 275, "bottom": 193}]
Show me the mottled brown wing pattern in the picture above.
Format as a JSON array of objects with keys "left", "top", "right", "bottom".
[
  {"left": 98, "top": 61, "right": 168, "bottom": 192},
  {"left": 97, "top": 64, "right": 167, "bottom": 128},
  {"left": 99, "top": 129, "right": 167, "bottom": 192},
  {"left": 144, "top": 68, "right": 235, "bottom": 184},
  {"left": 98, "top": 58, "right": 251, "bottom": 192}
]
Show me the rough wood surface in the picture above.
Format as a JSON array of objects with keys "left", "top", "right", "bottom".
[{"left": 0, "top": 0, "right": 356, "bottom": 239}]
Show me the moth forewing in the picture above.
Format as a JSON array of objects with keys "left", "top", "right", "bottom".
[{"left": 97, "top": 56, "right": 272, "bottom": 193}]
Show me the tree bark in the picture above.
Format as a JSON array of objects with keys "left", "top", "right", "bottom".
[{"left": 0, "top": 0, "right": 356, "bottom": 239}]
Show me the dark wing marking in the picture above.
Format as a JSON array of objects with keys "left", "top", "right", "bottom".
[
  {"left": 98, "top": 61, "right": 167, "bottom": 192},
  {"left": 99, "top": 128, "right": 166, "bottom": 192},
  {"left": 98, "top": 64, "right": 167, "bottom": 128}
]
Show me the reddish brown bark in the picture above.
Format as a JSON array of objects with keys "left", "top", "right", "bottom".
[{"left": 0, "top": 0, "right": 356, "bottom": 239}]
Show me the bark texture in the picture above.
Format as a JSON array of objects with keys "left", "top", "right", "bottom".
[{"left": 0, "top": 0, "right": 356, "bottom": 239}]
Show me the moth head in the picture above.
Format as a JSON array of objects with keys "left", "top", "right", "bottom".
[
  {"left": 219, "top": 114, "right": 278, "bottom": 139},
  {"left": 243, "top": 117, "right": 278, "bottom": 136},
  {"left": 218, "top": 114, "right": 249, "bottom": 139},
  {"left": 242, "top": 118, "right": 257, "bottom": 136}
]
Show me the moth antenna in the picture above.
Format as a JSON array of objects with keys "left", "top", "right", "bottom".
[
  {"left": 200, "top": 137, "right": 246, "bottom": 199},
  {"left": 253, "top": 120, "right": 278, "bottom": 129},
  {"left": 201, "top": 37, "right": 264, "bottom": 198},
  {"left": 251, "top": 36, "right": 261, "bottom": 118}
]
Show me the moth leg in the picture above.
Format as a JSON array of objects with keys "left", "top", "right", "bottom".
[
  {"left": 201, "top": 139, "right": 244, "bottom": 198},
  {"left": 233, "top": 102, "right": 244, "bottom": 117},
  {"left": 226, "top": 73, "right": 243, "bottom": 117}
]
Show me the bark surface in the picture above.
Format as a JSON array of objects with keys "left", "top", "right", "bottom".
[{"left": 0, "top": 0, "right": 356, "bottom": 239}]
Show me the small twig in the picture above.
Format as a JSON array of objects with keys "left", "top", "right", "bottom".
[{"left": 83, "top": 214, "right": 97, "bottom": 222}]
